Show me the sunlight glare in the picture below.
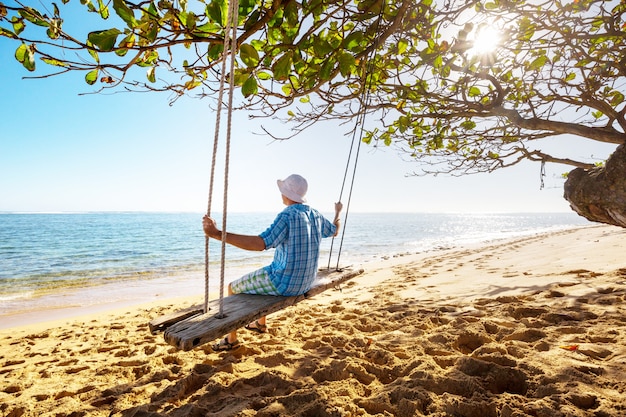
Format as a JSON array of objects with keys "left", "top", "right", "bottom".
[{"left": 470, "top": 25, "right": 501, "bottom": 56}]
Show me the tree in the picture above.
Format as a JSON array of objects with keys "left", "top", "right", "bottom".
[{"left": 2, "top": 0, "right": 625, "bottom": 226}]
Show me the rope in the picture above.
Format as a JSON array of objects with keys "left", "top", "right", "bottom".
[
  {"left": 218, "top": 0, "right": 239, "bottom": 318},
  {"left": 327, "top": 104, "right": 366, "bottom": 271},
  {"left": 327, "top": 6, "right": 385, "bottom": 270},
  {"left": 204, "top": 0, "right": 239, "bottom": 315}
]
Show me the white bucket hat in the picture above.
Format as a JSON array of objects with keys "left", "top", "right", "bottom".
[{"left": 277, "top": 174, "right": 308, "bottom": 203}]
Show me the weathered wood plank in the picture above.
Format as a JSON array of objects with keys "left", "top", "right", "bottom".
[
  {"left": 161, "top": 268, "right": 363, "bottom": 351},
  {"left": 149, "top": 304, "right": 205, "bottom": 334}
]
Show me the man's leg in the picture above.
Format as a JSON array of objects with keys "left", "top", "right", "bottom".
[
  {"left": 226, "top": 283, "right": 238, "bottom": 344},
  {"left": 228, "top": 268, "right": 277, "bottom": 341}
]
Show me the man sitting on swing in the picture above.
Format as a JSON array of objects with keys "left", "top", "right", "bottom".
[{"left": 202, "top": 174, "right": 343, "bottom": 351}]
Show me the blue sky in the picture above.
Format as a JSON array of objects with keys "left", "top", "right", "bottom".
[{"left": 0, "top": 6, "right": 616, "bottom": 214}]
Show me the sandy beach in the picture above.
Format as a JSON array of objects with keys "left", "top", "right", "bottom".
[{"left": 1, "top": 224, "right": 625, "bottom": 417}]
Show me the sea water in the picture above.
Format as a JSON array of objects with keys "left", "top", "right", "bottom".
[{"left": 0, "top": 212, "right": 591, "bottom": 325}]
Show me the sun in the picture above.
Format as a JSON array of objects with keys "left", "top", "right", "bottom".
[{"left": 469, "top": 24, "right": 502, "bottom": 56}]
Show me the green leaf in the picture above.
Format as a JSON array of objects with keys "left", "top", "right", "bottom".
[
  {"left": 268, "top": 7, "right": 284, "bottom": 28},
  {"left": 184, "top": 11, "right": 197, "bottom": 30},
  {"left": 12, "top": 18, "right": 25, "bottom": 35},
  {"left": 338, "top": 52, "right": 355, "bottom": 77},
  {"left": 313, "top": 36, "right": 333, "bottom": 56},
  {"left": 157, "top": 0, "right": 172, "bottom": 9},
  {"left": 272, "top": 52, "right": 292, "bottom": 80},
  {"left": 184, "top": 79, "right": 201, "bottom": 90},
  {"left": 468, "top": 86, "right": 481, "bottom": 97},
  {"left": 397, "top": 39, "right": 408, "bottom": 55},
  {"left": 85, "top": 0, "right": 97, "bottom": 13},
  {"left": 284, "top": 0, "right": 299, "bottom": 26},
  {"left": 238, "top": 0, "right": 256, "bottom": 16},
  {"left": 319, "top": 58, "right": 334, "bottom": 80},
  {"left": 343, "top": 31, "right": 364, "bottom": 52},
  {"left": 0, "top": 26, "right": 17, "bottom": 39},
  {"left": 233, "top": 69, "right": 247, "bottom": 86},
  {"left": 241, "top": 75, "right": 258, "bottom": 97},
  {"left": 88, "top": 28, "right": 122, "bottom": 51},
  {"left": 357, "top": 0, "right": 378, "bottom": 13},
  {"left": 518, "top": 17, "right": 535, "bottom": 41},
  {"left": 115, "top": 33, "right": 135, "bottom": 57},
  {"left": 460, "top": 119, "right": 476, "bottom": 130},
  {"left": 85, "top": 40, "right": 100, "bottom": 63},
  {"left": 113, "top": 0, "right": 136, "bottom": 27},
  {"left": 15, "top": 43, "right": 35, "bottom": 71},
  {"left": 244, "top": 9, "right": 260, "bottom": 31},
  {"left": 383, "top": 133, "right": 392, "bottom": 146},
  {"left": 97, "top": 0, "right": 109, "bottom": 19},
  {"left": 85, "top": 69, "right": 98, "bottom": 85},
  {"left": 288, "top": 74, "right": 300, "bottom": 89},
  {"left": 195, "top": 22, "right": 221, "bottom": 36},
  {"left": 19, "top": 7, "right": 48, "bottom": 27},
  {"left": 257, "top": 71, "right": 271, "bottom": 80},
  {"left": 609, "top": 91, "right": 625, "bottom": 106},
  {"left": 146, "top": 1, "right": 157, "bottom": 17},
  {"left": 206, "top": 0, "right": 227, "bottom": 26},
  {"left": 15, "top": 43, "right": 27, "bottom": 61},
  {"left": 147, "top": 66, "right": 156, "bottom": 83},
  {"left": 239, "top": 43, "right": 259, "bottom": 68},
  {"left": 528, "top": 55, "right": 548, "bottom": 71},
  {"left": 136, "top": 49, "right": 158, "bottom": 67},
  {"left": 41, "top": 57, "right": 68, "bottom": 67},
  {"left": 564, "top": 72, "right": 576, "bottom": 82},
  {"left": 433, "top": 55, "right": 443, "bottom": 69},
  {"left": 45, "top": 18, "right": 62, "bottom": 39},
  {"left": 143, "top": 20, "right": 158, "bottom": 42},
  {"left": 207, "top": 43, "right": 223, "bottom": 60}
]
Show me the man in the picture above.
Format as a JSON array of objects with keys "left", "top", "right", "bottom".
[{"left": 203, "top": 174, "right": 343, "bottom": 351}]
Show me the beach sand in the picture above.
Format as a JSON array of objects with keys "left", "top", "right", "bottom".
[{"left": 1, "top": 224, "right": 625, "bottom": 417}]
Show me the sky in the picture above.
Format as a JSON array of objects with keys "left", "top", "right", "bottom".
[{"left": 0, "top": 4, "right": 617, "bottom": 214}]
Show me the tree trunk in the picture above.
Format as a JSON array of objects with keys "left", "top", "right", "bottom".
[{"left": 564, "top": 143, "right": 626, "bottom": 228}]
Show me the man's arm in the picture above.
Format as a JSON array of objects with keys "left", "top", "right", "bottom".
[
  {"left": 203, "top": 215, "right": 266, "bottom": 251},
  {"left": 332, "top": 202, "right": 343, "bottom": 237}
]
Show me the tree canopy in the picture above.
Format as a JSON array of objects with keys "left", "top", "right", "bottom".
[{"left": 2, "top": 0, "right": 626, "bottom": 225}]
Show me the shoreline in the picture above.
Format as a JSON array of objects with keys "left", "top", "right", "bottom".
[
  {"left": 0, "top": 223, "right": 606, "bottom": 332},
  {"left": 0, "top": 212, "right": 591, "bottom": 317},
  {"left": 2, "top": 224, "right": 625, "bottom": 416},
  {"left": 0, "top": 224, "right": 593, "bottom": 331}
]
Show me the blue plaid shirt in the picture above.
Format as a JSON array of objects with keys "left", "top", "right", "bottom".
[{"left": 260, "top": 204, "right": 336, "bottom": 296}]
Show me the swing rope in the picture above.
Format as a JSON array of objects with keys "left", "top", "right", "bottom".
[
  {"left": 328, "top": 108, "right": 366, "bottom": 271},
  {"left": 328, "top": 10, "right": 384, "bottom": 271},
  {"left": 204, "top": 0, "right": 239, "bottom": 316}
]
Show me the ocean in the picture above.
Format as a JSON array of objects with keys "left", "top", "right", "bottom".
[{"left": 0, "top": 212, "right": 591, "bottom": 327}]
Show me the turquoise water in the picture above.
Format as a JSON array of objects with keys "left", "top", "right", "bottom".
[{"left": 0, "top": 212, "right": 591, "bottom": 321}]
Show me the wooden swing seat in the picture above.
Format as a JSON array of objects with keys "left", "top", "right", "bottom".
[{"left": 149, "top": 267, "right": 364, "bottom": 351}]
